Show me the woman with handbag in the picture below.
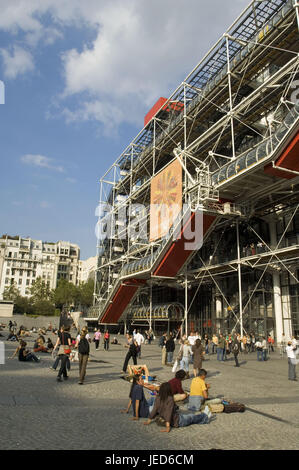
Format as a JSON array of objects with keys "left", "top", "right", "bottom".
[{"left": 53, "top": 326, "right": 72, "bottom": 382}]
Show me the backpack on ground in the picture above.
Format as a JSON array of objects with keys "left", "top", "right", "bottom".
[
  {"left": 78, "top": 337, "right": 90, "bottom": 355},
  {"left": 223, "top": 402, "right": 245, "bottom": 413}
]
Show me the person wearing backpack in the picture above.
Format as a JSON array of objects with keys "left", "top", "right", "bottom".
[{"left": 76, "top": 330, "right": 90, "bottom": 385}]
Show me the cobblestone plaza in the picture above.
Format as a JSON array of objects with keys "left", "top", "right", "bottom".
[{"left": 0, "top": 328, "right": 298, "bottom": 451}]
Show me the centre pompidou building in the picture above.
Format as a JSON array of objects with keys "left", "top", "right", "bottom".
[{"left": 86, "top": 0, "right": 299, "bottom": 343}]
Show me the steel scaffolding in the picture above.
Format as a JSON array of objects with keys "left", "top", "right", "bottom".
[{"left": 87, "top": 0, "right": 299, "bottom": 341}]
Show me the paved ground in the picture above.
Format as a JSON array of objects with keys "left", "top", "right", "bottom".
[{"left": 0, "top": 327, "right": 298, "bottom": 451}]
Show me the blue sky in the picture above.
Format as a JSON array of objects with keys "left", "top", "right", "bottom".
[{"left": 0, "top": 0, "right": 248, "bottom": 259}]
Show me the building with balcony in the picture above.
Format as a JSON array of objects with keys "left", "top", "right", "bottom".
[{"left": 0, "top": 235, "right": 80, "bottom": 298}]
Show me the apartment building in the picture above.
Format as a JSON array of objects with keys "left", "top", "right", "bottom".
[
  {"left": 0, "top": 235, "right": 80, "bottom": 299},
  {"left": 78, "top": 256, "right": 97, "bottom": 284}
]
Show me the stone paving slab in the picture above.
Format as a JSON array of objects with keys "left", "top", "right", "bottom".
[{"left": 0, "top": 327, "right": 299, "bottom": 450}]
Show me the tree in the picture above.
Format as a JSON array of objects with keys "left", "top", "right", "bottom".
[
  {"left": 3, "top": 283, "right": 20, "bottom": 302},
  {"left": 52, "top": 279, "right": 78, "bottom": 310},
  {"left": 13, "top": 296, "right": 35, "bottom": 315},
  {"left": 28, "top": 277, "right": 52, "bottom": 302},
  {"left": 78, "top": 278, "right": 95, "bottom": 309},
  {"left": 32, "top": 300, "right": 55, "bottom": 316}
]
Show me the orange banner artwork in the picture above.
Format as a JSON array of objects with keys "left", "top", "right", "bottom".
[{"left": 150, "top": 159, "right": 182, "bottom": 241}]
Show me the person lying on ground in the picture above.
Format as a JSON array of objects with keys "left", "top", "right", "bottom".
[
  {"left": 10, "top": 340, "right": 40, "bottom": 363},
  {"left": 187, "top": 368, "right": 210, "bottom": 411},
  {"left": 120, "top": 375, "right": 156, "bottom": 419},
  {"left": 144, "top": 382, "right": 212, "bottom": 432},
  {"left": 168, "top": 370, "right": 189, "bottom": 402},
  {"left": 127, "top": 364, "right": 151, "bottom": 381}
]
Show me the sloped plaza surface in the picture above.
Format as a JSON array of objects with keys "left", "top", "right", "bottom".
[{"left": 0, "top": 328, "right": 298, "bottom": 451}]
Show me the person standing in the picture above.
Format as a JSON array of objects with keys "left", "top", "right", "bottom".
[
  {"left": 211, "top": 334, "right": 218, "bottom": 354},
  {"left": 180, "top": 340, "right": 193, "bottom": 377},
  {"left": 188, "top": 332, "right": 196, "bottom": 365},
  {"left": 94, "top": 329, "right": 101, "bottom": 351},
  {"left": 76, "top": 330, "right": 90, "bottom": 385},
  {"left": 261, "top": 336, "right": 267, "bottom": 361},
  {"left": 280, "top": 333, "right": 287, "bottom": 357},
  {"left": 53, "top": 326, "right": 72, "bottom": 382},
  {"left": 134, "top": 330, "right": 145, "bottom": 359},
  {"left": 286, "top": 341, "right": 297, "bottom": 381},
  {"left": 165, "top": 333, "right": 176, "bottom": 365},
  {"left": 122, "top": 335, "right": 138, "bottom": 374},
  {"left": 192, "top": 339, "right": 205, "bottom": 377},
  {"left": 104, "top": 330, "right": 110, "bottom": 351},
  {"left": 217, "top": 334, "right": 226, "bottom": 362},
  {"left": 256, "top": 338, "right": 263, "bottom": 361},
  {"left": 232, "top": 335, "right": 240, "bottom": 367},
  {"left": 159, "top": 332, "right": 167, "bottom": 365}
]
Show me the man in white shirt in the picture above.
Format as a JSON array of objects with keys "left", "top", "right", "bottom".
[
  {"left": 286, "top": 341, "right": 297, "bottom": 381},
  {"left": 134, "top": 330, "right": 145, "bottom": 358},
  {"left": 188, "top": 332, "right": 196, "bottom": 364},
  {"left": 188, "top": 332, "right": 196, "bottom": 346}
]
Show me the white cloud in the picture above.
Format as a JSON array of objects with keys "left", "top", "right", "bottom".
[
  {"left": 40, "top": 201, "right": 52, "bottom": 209},
  {"left": 60, "top": 0, "right": 250, "bottom": 129},
  {"left": 0, "top": 45, "right": 34, "bottom": 79},
  {"left": 0, "top": 0, "right": 250, "bottom": 128},
  {"left": 21, "top": 154, "right": 64, "bottom": 173},
  {"left": 65, "top": 177, "right": 77, "bottom": 183}
]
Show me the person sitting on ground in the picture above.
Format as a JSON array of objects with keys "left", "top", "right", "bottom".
[
  {"left": 46, "top": 338, "right": 54, "bottom": 351},
  {"left": 121, "top": 374, "right": 155, "bottom": 419},
  {"left": 10, "top": 340, "right": 40, "bottom": 363},
  {"left": 144, "top": 382, "right": 212, "bottom": 432},
  {"left": 187, "top": 368, "right": 210, "bottom": 411},
  {"left": 111, "top": 337, "right": 119, "bottom": 345},
  {"left": 168, "top": 370, "right": 188, "bottom": 402},
  {"left": 7, "top": 331, "right": 18, "bottom": 341},
  {"left": 33, "top": 337, "right": 49, "bottom": 353}
]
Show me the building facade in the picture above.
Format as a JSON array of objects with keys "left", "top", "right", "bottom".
[
  {"left": 0, "top": 235, "right": 80, "bottom": 299},
  {"left": 78, "top": 256, "right": 97, "bottom": 284},
  {"left": 87, "top": 0, "right": 299, "bottom": 342}
]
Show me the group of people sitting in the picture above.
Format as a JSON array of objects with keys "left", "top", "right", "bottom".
[{"left": 121, "top": 367, "right": 216, "bottom": 432}]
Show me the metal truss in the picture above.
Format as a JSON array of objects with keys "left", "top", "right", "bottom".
[{"left": 90, "top": 0, "right": 299, "bottom": 332}]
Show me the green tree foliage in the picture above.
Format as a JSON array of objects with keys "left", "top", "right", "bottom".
[
  {"left": 13, "top": 295, "right": 35, "bottom": 315},
  {"left": 78, "top": 278, "right": 94, "bottom": 308},
  {"left": 3, "top": 283, "right": 20, "bottom": 302},
  {"left": 52, "top": 279, "right": 78, "bottom": 309},
  {"left": 28, "top": 277, "right": 51, "bottom": 302}
]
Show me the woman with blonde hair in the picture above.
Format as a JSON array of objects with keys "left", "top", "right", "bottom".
[{"left": 179, "top": 340, "right": 193, "bottom": 378}]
